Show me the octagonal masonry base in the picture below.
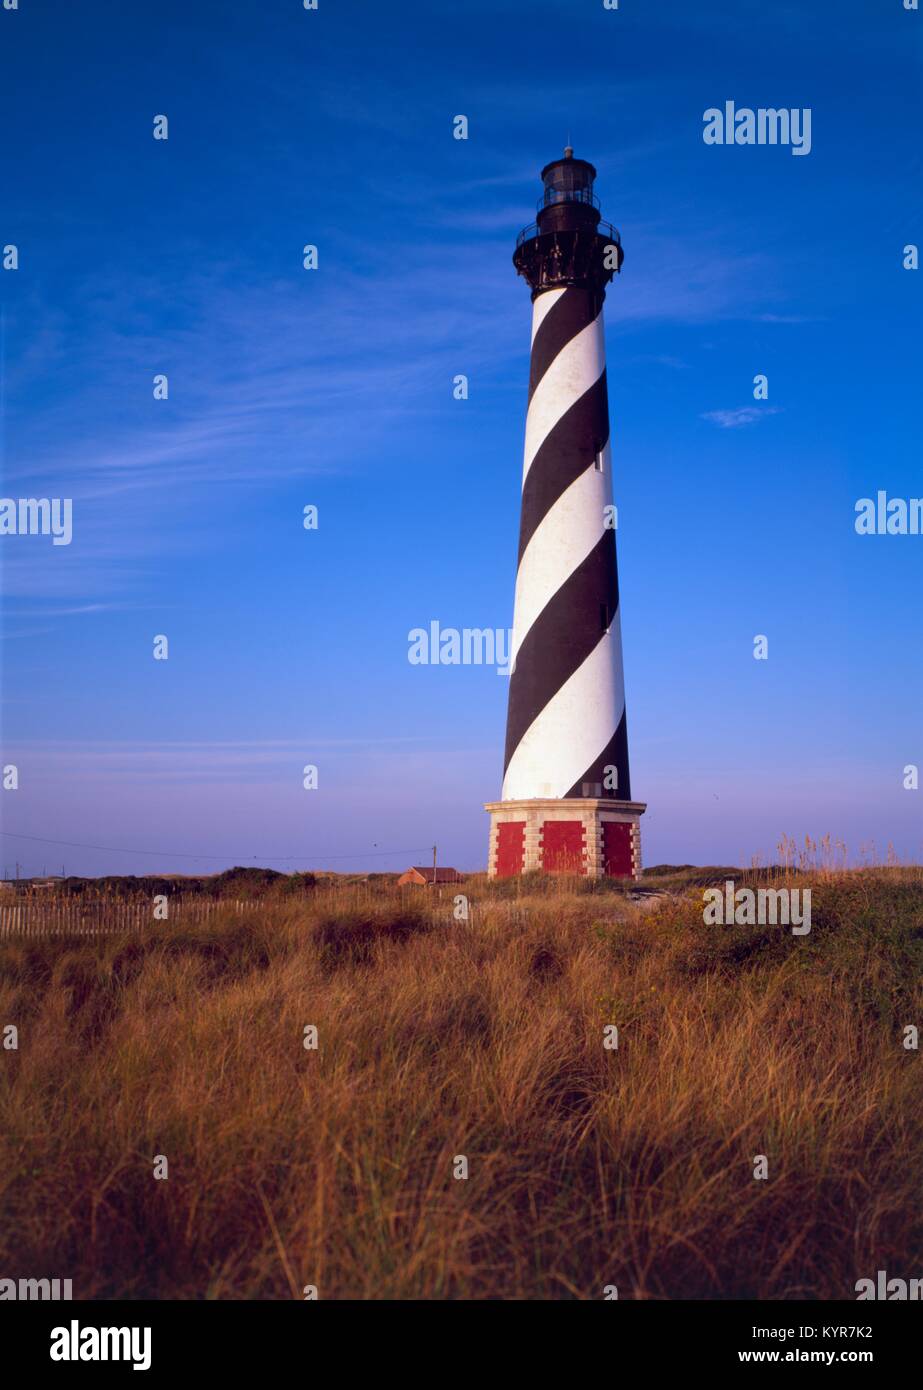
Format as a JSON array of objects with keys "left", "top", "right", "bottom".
[{"left": 484, "top": 798, "right": 647, "bottom": 880}]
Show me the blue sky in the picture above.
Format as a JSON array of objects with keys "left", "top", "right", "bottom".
[{"left": 1, "top": 0, "right": 921, "bottom": 876}]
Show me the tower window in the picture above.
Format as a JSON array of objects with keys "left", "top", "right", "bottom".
[
  {"left": 594, "top": 441, "right": 603, "bottom": 472},
  {"left": 600, "top": 603, "right": 610, "bottom": 632}
]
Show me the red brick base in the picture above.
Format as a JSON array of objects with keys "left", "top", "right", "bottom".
[{"left": 485, "top": 798, "right": 646, "bottom": 880}]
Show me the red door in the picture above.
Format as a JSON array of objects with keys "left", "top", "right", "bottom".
[
  {"left": 602, "top": 821, "right": 633, "bottom": 878},
  {"left": 541, "top": 821, "right": 585, "bottom": 874},
  {"left": 495, "top": 821, "right": 525, "bottom": 877}
]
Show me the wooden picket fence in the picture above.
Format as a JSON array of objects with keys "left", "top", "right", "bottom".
[{"left": 0, "top": 896, "right": 247, "bottom": 939}]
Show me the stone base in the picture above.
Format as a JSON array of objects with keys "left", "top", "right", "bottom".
[{"left": 484, "top": 798, "right": 647, "bottom": 880}]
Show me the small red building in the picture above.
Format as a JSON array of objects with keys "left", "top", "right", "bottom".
[{"left": 398, "top": 866, "right": 464, "bottom": 886}]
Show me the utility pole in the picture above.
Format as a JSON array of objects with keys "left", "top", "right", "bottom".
[{"left": 432, "top": 844, "right": 437, "bottom": 884}]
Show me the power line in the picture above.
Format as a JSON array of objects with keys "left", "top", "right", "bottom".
[{"left": 0, "top": 830, "right": 433, "bottom": 863}]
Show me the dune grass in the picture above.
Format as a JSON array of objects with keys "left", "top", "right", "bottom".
[{"left": 1, "top": 866, "right": 921, "bottom": 1299}]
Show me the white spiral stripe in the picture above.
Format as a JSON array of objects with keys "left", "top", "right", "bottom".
[
  {"left": 501, "top": 613, "right": 626, "bottom": 801},
  {"left": 521, "top": 312, "right": 605, "bottom": 485},
  {"left": 509, "top": 445, "right": 612, "bottom": 672},
  {"left": 529, "top": 286, "right": 566, "bottom": 345}
]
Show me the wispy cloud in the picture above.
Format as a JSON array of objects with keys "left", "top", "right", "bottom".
[
  {"left": 756, "top": 313, "right": 819, "bottom": 325},
  {"left": 1, "top": 149, "right": 805, "bottom": 611},
  {"left": 0, "top": 248, "right": 525, "bottom": 600},
  {"left": 4, "top": 603, "right": 129, "bottom": 617},
  {"left": 701, "top": 406, "right": 782, "bottom": 429},
  {"left": 1, "top": 736, "right": 458, "bottom": 787}
]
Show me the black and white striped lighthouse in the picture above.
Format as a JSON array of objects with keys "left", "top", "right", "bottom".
[{"left": 485, "top": 149, "right": 646, "bottom": 879}]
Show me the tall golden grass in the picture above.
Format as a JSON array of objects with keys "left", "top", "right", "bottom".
[{"left": 1, "top": 866, "right": 921, "bottom": 1299}]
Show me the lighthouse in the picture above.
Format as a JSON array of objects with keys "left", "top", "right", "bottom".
[{"left": 485, "top": 149, "right": 646, "bottom": 879}]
